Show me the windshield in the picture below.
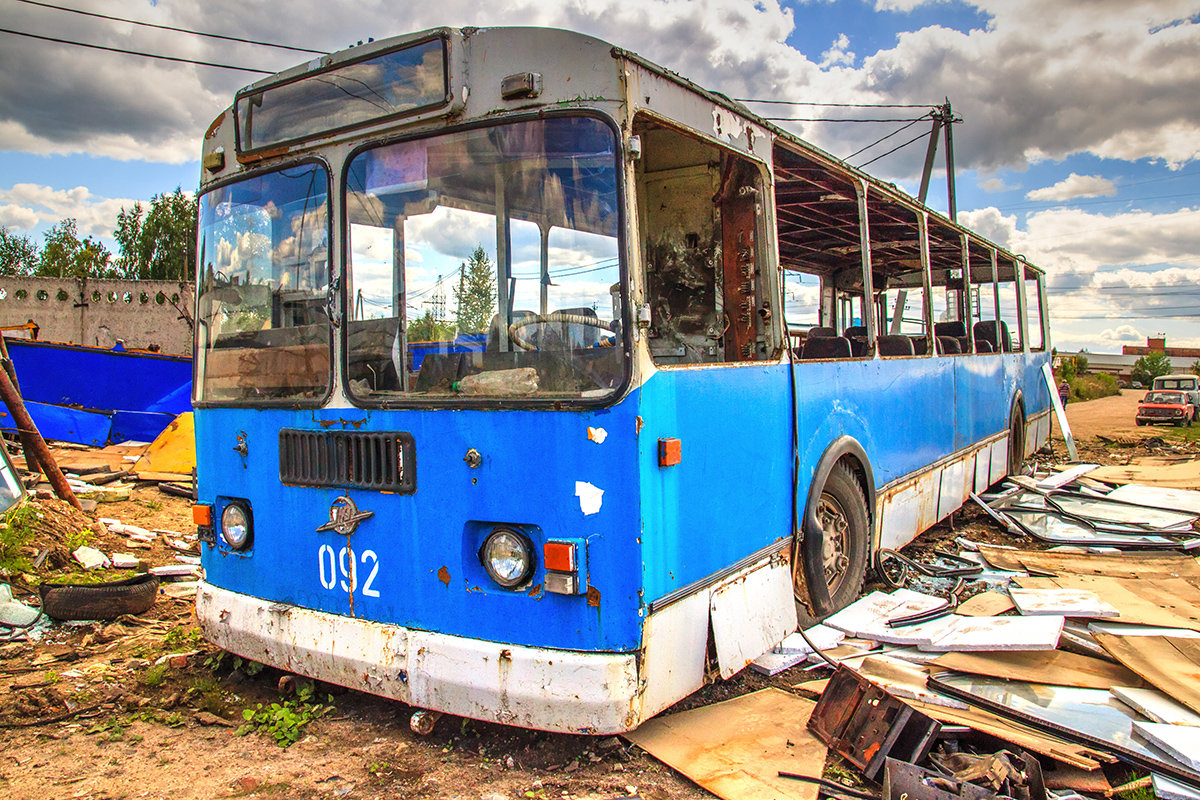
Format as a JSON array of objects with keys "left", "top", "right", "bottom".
[
  {"left": 1146, "top": 392, "right": 1186, "bottom": 404},
  {"left": 195, "top": 163, "right": 331, "bottom": 404},
  {"left": 344, "top": 116, "right": 624, "bottom": 403}
]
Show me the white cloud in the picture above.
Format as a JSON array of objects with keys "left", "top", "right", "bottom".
[
  {"left": 1097, "top": 324, "right": 1143, "bottom": 344},
  {"left": 978, "top": 177, "right": 1017, "bottom": 193},
  {"left": 0, "top": 184, "right": 135, "bottom": 238},
  {"left": 1025, "top": 173, "right": 1117, "bottom": 202},
  {"left": 820, "top": 34, "right": 856, "bottom": 68}
]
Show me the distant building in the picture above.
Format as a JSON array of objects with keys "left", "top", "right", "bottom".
[{"left": 1057, "top": 337, "right": 1198, "bottom": 383}]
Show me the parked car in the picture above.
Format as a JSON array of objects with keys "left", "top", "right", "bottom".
[{"left": 1136, "top": 390, "right": 1195, "bottom": 427}]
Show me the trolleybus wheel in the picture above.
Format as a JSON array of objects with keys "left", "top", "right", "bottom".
[
  {"left": 794, "top": 462, "right": 868, "bottom": 624},
  {"left": 1007, "top": 408, "right": 1026, "bottom": 477}
]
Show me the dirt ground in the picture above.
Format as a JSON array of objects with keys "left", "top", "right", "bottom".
[{"left": 1, "top": 394, "right": 1197, "bottom": 800}]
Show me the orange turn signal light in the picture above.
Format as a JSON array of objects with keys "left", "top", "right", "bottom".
[
  {"left": 543, "top": 541, "right": 577, "bottom": 573},
  {"left": 192, "top": 504, "right": 212, "bottom": 526},
  {"left": 658, "top": 437, "right": 682, "bottom": 467}
]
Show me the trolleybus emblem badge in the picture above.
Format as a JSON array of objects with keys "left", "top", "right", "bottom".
[{"left": 316, "top": 496, "right": 374, "bottom": 536}]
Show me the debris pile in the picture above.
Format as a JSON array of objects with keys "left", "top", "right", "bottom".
[{"left": 627, "top": 465, "right": 1200, "bottom": 800}]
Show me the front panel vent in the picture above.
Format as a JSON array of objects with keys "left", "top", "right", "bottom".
[{"left": 279, "top": 429, "right": 416, "bottom": 493}]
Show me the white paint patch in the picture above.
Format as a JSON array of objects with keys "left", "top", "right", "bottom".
[
  {"left": 575, "top": 481, "right": 604, "bottom": 515},
  {"left": 587, "top": 426, "right": 607, "bottom": 444}
]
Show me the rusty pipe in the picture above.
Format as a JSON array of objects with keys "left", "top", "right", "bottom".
[{"left": 0, "top": 362, "right": 80, "bottom": 510}]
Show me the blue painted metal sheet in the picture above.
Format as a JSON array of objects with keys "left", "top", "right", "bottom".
[
  {"left": 197, "top": 401, "right": 644, "bottom": 652},
  {"left": 3, "top": 338, "right": 192, "bottom": 445}
]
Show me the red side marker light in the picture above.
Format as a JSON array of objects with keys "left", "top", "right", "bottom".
[
  {"left": 658, "top": 437, "right": 682, "bottom": 467},
  {"left": 543, "top": 541, "right": 577, "bottom": 572}
]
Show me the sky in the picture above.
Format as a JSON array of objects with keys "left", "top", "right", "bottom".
[{"left": 1, "top": 0, "right": 1199, "bottom": 354}]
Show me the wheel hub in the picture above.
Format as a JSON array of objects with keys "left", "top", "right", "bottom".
[{"left": 816, "top": 493, "right": 850, "bottom": 591}]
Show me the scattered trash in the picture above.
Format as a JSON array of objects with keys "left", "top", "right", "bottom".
[{"left": 71, "top": 545, "right": 110, "bottom": 570}]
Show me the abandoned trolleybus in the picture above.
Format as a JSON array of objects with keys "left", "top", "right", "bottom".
[{"left": 193, "top": 26, "right": 1052, "bottom": 734}]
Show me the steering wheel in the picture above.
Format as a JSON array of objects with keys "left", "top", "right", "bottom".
[{"left": 507, "top": 312, "right": 617, "bottom": 351}]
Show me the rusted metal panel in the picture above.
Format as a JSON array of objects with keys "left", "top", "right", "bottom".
[{"left": 709, "top": 553, "right": 797, "bottom": 679}]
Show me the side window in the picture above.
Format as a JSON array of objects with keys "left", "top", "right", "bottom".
[
  {"left": 636, "top": 120, "right": 774, "bottom": 365},
  {"left": 1023, "top": 266, "right": 1045, "bottom": 351},
  {"left": 968, "top": 245, "right": 1000, "bottom": 354},
  {"left": 997, "top": 258, "right": 1022, "bottom": 352},
  {"left": 783, "top": 269, "right": 823, "bottom": 350}
]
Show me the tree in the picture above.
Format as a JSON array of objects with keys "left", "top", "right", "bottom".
[
  {"left": 407, "top": 310, "right": 455, "bottom": 342},
  {"left": 1131, "top": 351, "right": 1173, "bottom": 386},
  {"left": 1191, "top": 359, "right": 1200, "bottom": 377},
  {"left": 37, "top": 219, "right": 113, "bottom": 279},
  {"left": 115, "top": 188, "right": 198, "bottom": 281},
  {"left": 0, "top": 227, "right": 39, "bottom": 276},
  {"left": 454, "top": 245, "right": 496, "bottom": 334}
]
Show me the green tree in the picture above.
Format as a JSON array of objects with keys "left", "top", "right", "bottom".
[
  {"left": 114, "top": 188, "right": 198, "bottom": 280},
  {"left": 1191, "top": 359, "right": 1200, "bottom": 377},
  {"left": 0, "top": 227, "right": 39, "bottom": 276},
  {"left": 1073, "top": 353, "right": 1089, "bottom": 375},
  {"left": 37, "top": 219, "right": 113, "bottom": 278},
  {"left": 407, "top": 310, "right": 455, "bottom": 342},
  {"left": 1131, "top": 351, "right": 1173, "bottom": 386},
  {"left": 454, "top": 245, "right": 496, "bottom": 334}
]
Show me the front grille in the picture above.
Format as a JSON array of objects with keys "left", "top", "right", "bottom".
[{"left": 279, "top": 429, "right": 416, "bottom": 493}]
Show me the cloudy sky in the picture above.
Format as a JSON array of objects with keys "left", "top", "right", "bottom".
[{"left": 2, "top": 0, "right": 1198, "bottom": 353}]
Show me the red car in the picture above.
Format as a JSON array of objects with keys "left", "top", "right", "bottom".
[{"left": 1136, "top": 390, "right": 1196, "bottom": 427}]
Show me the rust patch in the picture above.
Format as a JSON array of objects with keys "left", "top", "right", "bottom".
[
  {"left": 527, "top": 583, "right": 543, "bottom": 599},
  {"left": 317, "top": 416, "right": 368, "bottom": 429},
  {"left": 587, "top": 586, "right": 601, "bottom": 607},
  {"left": 437, "top": 566, "right": 450, "bottom": 586},
  {"left": 635, "top": 416, "right": 644, "bottom": 437},
  {"left": 204, "top": 113, "right": 224, "bottom": 139}
]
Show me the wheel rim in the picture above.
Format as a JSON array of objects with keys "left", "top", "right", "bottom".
[{"left": 815, "top": 492, "right": 852, "bottom": 595}]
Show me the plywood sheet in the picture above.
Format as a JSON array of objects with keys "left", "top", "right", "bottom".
[
  {"left": 1034, "top": 576, "right": 1200, "bottom": 632},
  {"left": 978, "top": 546, "right": 1200, "bottom": 587},
  {"left": 624, "top": 688, "right": 825, "bottom": 800},
  {"left": 904, "top": 697, "right": 1107, "bottom": 770},
  {"left": 1089, "top": 459, "right": 1200, "bottom": 489},
  {"left": 1096, "top": 634, "right": 1200, "bottom": 717},
  {"left": 921, "top": 615, "right": 1064, "bottom": 652},
  {"left": 957, "top": 590, "right": 1015, "bottom": 617},
  {"left": 1010, "top": 588, "right": 1119, "bottom": 618},
  {"left": 1107, "top": 484, "right": 1200, "bottom": 515},
  {"left": 929, "top": 649, "right": 1143, "bottom": 689}
]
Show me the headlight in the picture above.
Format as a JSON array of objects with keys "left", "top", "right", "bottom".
[
  {"left": 220, "top": 502, "right": 252, "bottom": 550},
  {"left": 480, "top": 528, "right": 534, "bottom": 588}
]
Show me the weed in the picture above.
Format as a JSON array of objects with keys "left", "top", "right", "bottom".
[
  {"left": 244, "top": 659, "right": 265, "bottom": 677},
  {"left": 161, "top": 625, "right": 202, "bottom": 652},
  {"left": 237, "top": 697, "right": 330, "bottom": 747},
  {"left": 143, "top": 663, "right": 168, "bottom": 688},
  {"left": 191, "top": 675, "right": 227, "bottom": 715},
  {"left": 0, "top": 502, "right": 41, "bottom": 573},
  {"left": 367, "top": 761, "right": 392, "bottom": 776},
  {"left": 86, "top": 717, "right": 128, "bottom": 742},
  {"left": 64, "top": 527, "right": 94, "bottom": 552}
]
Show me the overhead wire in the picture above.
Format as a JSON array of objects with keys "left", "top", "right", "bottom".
[
  {"left": 761, "top": 116, "right": 928, "bottom": 123},
  {"left": 0, "top": 26, "right": 273, "bottom": 73},
  {"left": 843, "top": 114, "right": 932, "bottom": 161},
  {"left": 12, "top": 0, "right": 324, "bottom": 54},
  {"left": 736, "top": 98, "right": 936, "bottom": 108},
  {"left": 854, "top": 128, "right": 935, "bottom": 169}
]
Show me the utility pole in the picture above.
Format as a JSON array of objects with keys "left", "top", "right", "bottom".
[{"left": 917, "top": 100, "right": 962, "bottom": 221}]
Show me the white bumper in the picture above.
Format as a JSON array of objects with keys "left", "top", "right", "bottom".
[{"left": 195, "top": 582, "right": 642, "bottom": 734}]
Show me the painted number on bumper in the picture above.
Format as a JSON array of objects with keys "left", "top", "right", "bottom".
[{"left": 317, "top": 544, "right": 381, "bottom": 597}]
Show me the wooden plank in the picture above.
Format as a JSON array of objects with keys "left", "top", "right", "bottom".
[
  {"left": 956, "top": 590, "right": 1015, "bottom": 617},
  {"left": 978, "top": 546, "right": 1200, "bottom": 588},
  {"left": 1095, "top": 634, "right": 1200, "bottom": 717},
  {"left": 623, "top": 688, "right": 825, "bottom": 800},
  {"left": 1048, "top": 576, "right": 1200, "bottom": 632},
  {"left": 928, "top": 650, "right": 1143, "bottom": 690}
]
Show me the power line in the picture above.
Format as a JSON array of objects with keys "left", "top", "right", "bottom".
[
  {"left": 737, "top": 99, "right": 935, "bottom": 109},
  {"left": 854, "top": 128, "right": 932, "bottom": 169},
  {"left": 843, "top": 115, "right": 932, "bottom": 161},
  {"left": 763, "top": 116, "right": 928, "bottom": 123},
  {"left": 13, "top": 0, "right": 324, "bottom": 54},
  {"left": 0, "top": 26, "right": 272, "bottom": 73}
]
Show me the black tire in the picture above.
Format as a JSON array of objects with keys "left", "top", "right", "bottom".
[
  {"left": 39, "top": 574, "right": 159, "bottom": 620},
  {"left": 794, "top": 462, "right": 869, "bottom": 624},
  {"left": 1007, "top": 408, "right": 1027, "bottom": 477},
  {"left": 1136, "top": 419, "right": 1146, "bottom": 426}
]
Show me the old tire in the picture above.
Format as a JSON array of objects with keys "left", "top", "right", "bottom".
[
  {"left": 39, "top": 573, "right": 159, "bottom": 620},
  {"left": 794, "top": 462, "right": 869, "bottom": 624}
]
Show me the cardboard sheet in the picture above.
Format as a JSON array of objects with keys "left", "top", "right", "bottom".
[
  {"left": 623, "top": 688, "right": 825, "bottom": 800},
  {"left": 929, "top": 649, "right": 1143, "bottom": 690},
  {"left": 1014, "top": 575, "right": 1200, "bottom": 632},
  {"left": 977, "top": 546, "right": 1200, "bottom": 586},
  {"left": 1096, "top": 634, "right": 1200, "bottom": 717},
  {"left": 956, "top": 590, "right": 1015, "bottom": 617}
]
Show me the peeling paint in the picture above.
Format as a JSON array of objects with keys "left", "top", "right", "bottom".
[
  {"left": 587, "top": 426, "right": 608, "bottom": 444},
  {"left": 587, "top": 586, "right": 601, "bottom": 608},
  {"left": 575, "top": 481, "right": 604, "bottom": 515}
]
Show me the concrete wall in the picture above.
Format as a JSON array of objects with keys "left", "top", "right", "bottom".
[{"left": 0, "top": 276, "right": 193, "bottom": 355}]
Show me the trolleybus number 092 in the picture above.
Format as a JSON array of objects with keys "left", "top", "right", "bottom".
[{"left": 317, "top": 544, "right": 381, "bottom": 597}]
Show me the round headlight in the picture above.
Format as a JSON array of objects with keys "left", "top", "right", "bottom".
[
  {"left": 220, "top": 502, "right": 252, "bottom": 550},
  {"left": 480, "top": 528, "right": 533, "bottom": 588}
]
